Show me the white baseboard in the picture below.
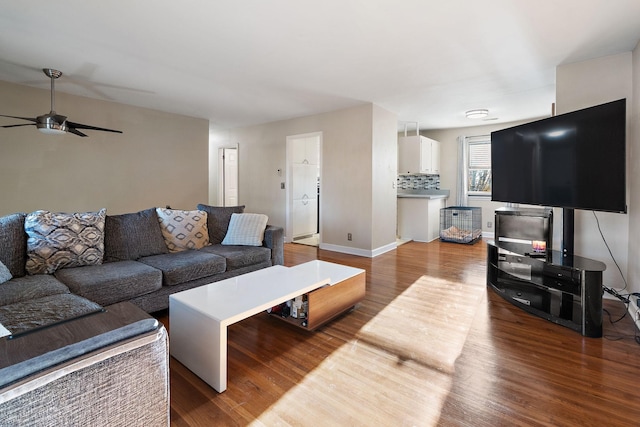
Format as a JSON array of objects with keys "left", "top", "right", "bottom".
[
  {"left": 319, "top": 241, "right": 397, "bottom": 258},
  {"left": 372, "top": 242, "right": 398, "bottom": 257}
]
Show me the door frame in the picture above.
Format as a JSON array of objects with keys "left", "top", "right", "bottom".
[{"left": 285, "top": 131, "right": 322, "bottom": 244}]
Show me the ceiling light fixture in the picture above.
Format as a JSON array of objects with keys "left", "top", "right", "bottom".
[
  {"left": 465, "top": 109, "right": 489, "bottom": 119},
  {"left": 37, "top": 114, "right": 67, "bottom": 135}
]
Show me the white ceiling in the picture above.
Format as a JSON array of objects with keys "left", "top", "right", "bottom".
[{"left": 1, "top": 0, "right": 640, "bottom": 132}]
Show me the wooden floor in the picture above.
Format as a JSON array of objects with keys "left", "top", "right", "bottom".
[{"left": 157, "top": 240, "right": 640, "bottom": 426}]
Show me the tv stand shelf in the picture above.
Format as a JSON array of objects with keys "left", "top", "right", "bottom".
[{"left": 487, "top": 241, "right": 606, "bottom": 337}]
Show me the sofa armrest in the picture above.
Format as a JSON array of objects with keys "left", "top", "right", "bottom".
[
  {"left": 263, "top": 225, "right": 284, "bottom": 266},
  {"left": 0, "top": 302, "right": 169, "bottom": 426}
]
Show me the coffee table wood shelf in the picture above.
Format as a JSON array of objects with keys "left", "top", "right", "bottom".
[
  {"left": 169, "top": 260, "right": 365, "bottom": 392},
  {"left": 269, "top": 271, "right": 365, "bottom": 330}
]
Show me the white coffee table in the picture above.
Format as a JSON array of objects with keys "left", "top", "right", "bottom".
[
  {"left": 169, "top": 260, "right": 365, "bottom": 392},
  {"left": 0, "top": 322, "right": 10, "bottom": 338}
]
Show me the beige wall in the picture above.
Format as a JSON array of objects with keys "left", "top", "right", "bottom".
[
  {"left": 371, "top": 104, "right": 398, "bottom": 251},
  {"left": 0, "top": 80, "right": 209, "bottom": 216},
  {"left": 211, "top": 103, "right": 398, "bottom": 256},
  {"left": 556, "top": 53, "right": 633, "bottom": 290}
]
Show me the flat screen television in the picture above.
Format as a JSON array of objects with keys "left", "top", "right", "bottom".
[{"left": 491, "top": 99, "right": 627, "bottom": 214}]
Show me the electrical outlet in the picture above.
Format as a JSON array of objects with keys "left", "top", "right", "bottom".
[
  {"left": 347, "top": 233, "right": 352, "bottom": 241},
  {"left": 280, "top": 182, "right": 285, "bottom": 189},
  {"left": 487, "top": 221, "right": 493, "bottom": 228}
]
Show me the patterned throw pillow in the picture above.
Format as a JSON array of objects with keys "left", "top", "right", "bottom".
[
  {"left": 25, "top": 209, "right": 107, "bottom": 275},
  {"left": 155, "top": 208, "right": 209, "bottom": 253},
  {"left": 222, "top": 213, "right": 268, "bottom": 246}
]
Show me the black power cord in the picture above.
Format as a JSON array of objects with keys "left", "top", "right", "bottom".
[
  {"left": 592, "top": 212, "right": 640, "bottom": 345},
  {"left": 593, "top": 211, "right": 628, "bottom": 291}
]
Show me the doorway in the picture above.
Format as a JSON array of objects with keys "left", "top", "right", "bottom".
[
  {"left": 286, "top": 132, "right": 321, "bottom": 246},
  {"left": 217, "top": 146, "right": 238, "bottom": 206}
]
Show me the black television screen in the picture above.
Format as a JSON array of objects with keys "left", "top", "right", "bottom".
[{"left": 491, "top": 99, "right": 626, "bottom": 213}]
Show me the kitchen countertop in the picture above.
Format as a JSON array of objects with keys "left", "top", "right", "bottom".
[{"left": 397, "top": 189, "right": 450, "bottom": 199}]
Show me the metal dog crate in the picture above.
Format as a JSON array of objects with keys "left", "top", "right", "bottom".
[{"left": 439, "top": 206, "right": 482, "bottom": 244}]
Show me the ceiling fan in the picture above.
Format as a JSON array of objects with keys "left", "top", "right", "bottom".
[{"left": 1, "top": 68, "right": 123, "bottom": 137}]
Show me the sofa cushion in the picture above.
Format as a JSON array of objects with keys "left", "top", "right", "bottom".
[
  {"left": 103, "top": 208, "right": 168, "bottom": 262},
  {"left": 0, "top": 213, "right": 27, "bottom": 278},
  {"left": 54, "top": 261, "right": 163, "bottom": 306},
  {"left": 155, "top": 208, "right": 209, "bottom": 253},
  {"left": 25, "top": 209, "right": 107, "bottom": 275},
  {"left": 199, "top": 244, "right": 271, "bottom": 271},
  {"left": 0, "top": 274, "right": 70, "bottom": 307},
  {"left": 222, "top": 213, "right": 268, "bottom": 246},
  {"left": 197, "top": 204, "right": 245, "bottom": 245},
  {"left": 0, "top": 261, "right": 11, "bottom": 285},
  {"left": 0, "top": 293, "right": 102, "bottom": 336},
  {"left": 139, "top": 251, "right": 226, "bottom": 286}
]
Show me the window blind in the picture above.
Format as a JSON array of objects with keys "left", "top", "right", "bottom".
[{"left": 469, "top": 142, "right": 491, "bottom": 169}]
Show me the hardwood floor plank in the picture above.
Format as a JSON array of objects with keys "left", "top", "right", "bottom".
[{"left": 157, "top": 240, "right": 640, "bottom": 426}]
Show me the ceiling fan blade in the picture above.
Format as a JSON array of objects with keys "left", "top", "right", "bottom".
[
  {"left": 67, "top": 127, "right": 88, "bottom": 137},
  {"left": 2, "top": 123, "right": 36, "bottom": 128},
  {"left": 0, "top": 114, "right": 37, "bottom": 123},
  {"left": 66, "top": 121, "right": 122, "bottom": 134}
]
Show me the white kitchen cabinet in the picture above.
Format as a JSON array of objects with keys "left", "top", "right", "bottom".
[
  {"left": 397, "top": 197, "right": 446, "bottom": 242},
  {"left": 398, "top": 135, "right": 440, "bottom": 174},
  {"left": 293, "top": 198, "right": 318, "bottom": 238},
  {"left": 291, "top": 136, "right": 319, "bottom": 238},
  {"left": 429, "top": 139, "right": 440, "bottom": 174},
  {"left": 292, "top": 164, "right": 318, "bottom": 200},
  {"left": 291, "top": 136, "right": 319, "bottom": 165}
]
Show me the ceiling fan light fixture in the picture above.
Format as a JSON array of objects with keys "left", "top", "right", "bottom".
[
  {"left": 465, "top": 109, "right": 489, "bottom": 119},
  {"left": 37, "top": 126, "right": 66, "bottom": 135},
  {"left": 37, "top": 114, "right": 67, "bottom": 135}
]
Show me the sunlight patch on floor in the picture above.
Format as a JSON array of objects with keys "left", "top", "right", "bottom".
[
  {"left": 251, "top": 339, "right": 452, "bottom": 426},
  {"left": 357, "top": 274, "right": 485, "bottom": 373},
  {"left": 252, "top": 274, "right": 484, "bottom": 426}
]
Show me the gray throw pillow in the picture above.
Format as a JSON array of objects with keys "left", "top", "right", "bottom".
[
  {"left": 197, "top": 204, "right": 245, "bottom": 245},
  {"left": 103, "top": 208, "right": 169, "bottom": 262}
]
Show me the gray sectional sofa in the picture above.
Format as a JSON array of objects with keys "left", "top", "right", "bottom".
[{"left": 0, "top": 204, "right": 284, "bottom": 426}]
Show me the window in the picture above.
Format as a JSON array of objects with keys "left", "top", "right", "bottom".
[{"left": 466, "top": 136, "right": 491, "bottom": 196}]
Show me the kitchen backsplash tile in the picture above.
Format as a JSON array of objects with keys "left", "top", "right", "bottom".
[{"left": 398, "top": 174, "right": 440, "bottom": 190}]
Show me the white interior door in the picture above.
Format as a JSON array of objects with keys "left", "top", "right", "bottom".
[{"left": 218, "top": 147, "right": 238, "bottom": 206}]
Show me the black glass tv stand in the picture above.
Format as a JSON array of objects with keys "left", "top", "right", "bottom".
[{"left": 487, "top": 240, "right": 606, "bottom": 337}]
